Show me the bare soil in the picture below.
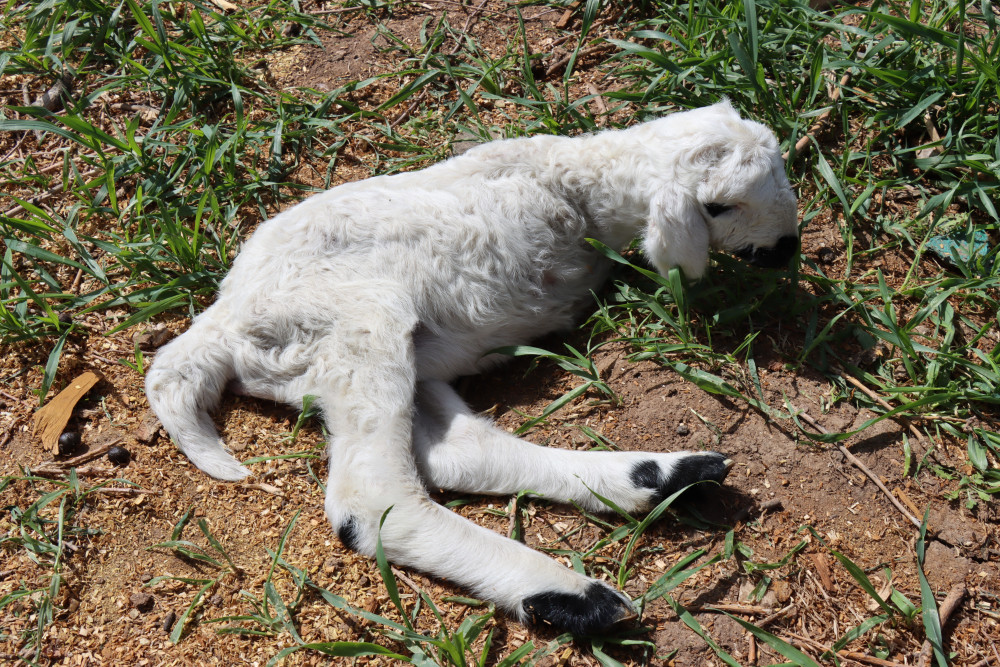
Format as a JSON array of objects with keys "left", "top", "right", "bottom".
[{"left": 2, "top": 2, "right": 999, "bottom": 666}]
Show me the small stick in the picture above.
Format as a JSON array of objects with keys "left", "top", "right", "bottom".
[
  {"left": 48, "top": 441, "right": 118, "bottom": 468},
  {"left": 797, "top": 410, "right": 922, "bottom": 531},
  {"left": 70, "top": 267, "right": 84, "bottom": 293},
  {"left": 758, "top": 604, "right": 796, "bottom": 628},
  {"left": 29, "top": 463, "right": 114, "bottom": 478},
  {"left": 390, "top": 566, "right": 424, "bottom": 595},
  {"left": 918, "top": 584, "right": 966, "bottom": 667},
  {"left": 308, "top": 5, "right": 367, "bottom": 14},
  {"left": 806, "top": 570, "right": 832, "bottom": 602},
  {"left": 788, "top": 632, "right": 897, "bottom": 666},
  {"left": 837, "top": 651, "right": 905, "bottom": 667},
  {"left": 696, "top": 603, "right": 773, "bottom": 615},
  {"left": 390, "top": 90, "right": 429, "bottom": 129},
  {"left": 207, "top": 0, "right": 239, "bottom": 11},
  {"left": 450, "top": 0, "right": 489, "bottom": 55},
  {"left": 586, "top": 83, "right": 608, "bottom": 116},
  {"left": 893, "top": 486, "right": 922, "bottom": 518},
  {"left": 87, "top": 487, "right": 161, "bottom": 496},
  {"left": 242, "top": 482, "right": 286, "bottom": 497}
]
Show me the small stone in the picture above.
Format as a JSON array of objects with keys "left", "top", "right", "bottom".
[
  {"left": 107, "top": 446, "right": 131, "bottom": 467},
  {"left": 132, "top": 323, "right": 171, "bottom": 350},
  {"left": 130, "top": 592, "right": 155, "bottom": 613},
  {"left": 58, "top": 431, "right": 81, "bottom": 456},
  {"left": 676, "top": 424, "right": 690, "bottom": 436},
  {"left": 162, "top": 610, "right": 177, "bottom": 634},
  {"left": 139, "top": 573, "right": 152, "bottom": 583}
]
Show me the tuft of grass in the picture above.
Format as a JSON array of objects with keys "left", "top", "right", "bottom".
[
  {"left": 146, "top": 508, "right": 242, "bottom": 643},
  {"left": 0, "top": 471, "right": 112, "bottom": 661}
]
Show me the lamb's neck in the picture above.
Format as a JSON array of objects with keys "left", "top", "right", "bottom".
[{"left": 544, "top": 128, "right": 653, "bottom": 251}]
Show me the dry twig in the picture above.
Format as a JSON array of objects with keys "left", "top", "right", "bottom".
[
  {"left": 796, "top": 410, "right": 923, "bottom": 531},
  {"left": 758, "top": 604, "right": 796, "bottom": 628},
  {"left": 390, "top": 566, "right": 424, "bottom": 595},
  {"left": 837, "top": 650, "right": 906, "bottom": 667},
  {"left": 695, "top": 602, "right": 773, "bottom": 615},
  {"left": 86, "top": 486, "right": 161, "bottom": 496},
  {"left": 308, "top": 4, "right": 367, "bottom": 14},
  {"left": 811, "top": 553, "right": 835, "bottom": 592},
  {"left": 450, "top": 0, "right": 489, "bottom": 55},
  {"left": 30, "top": 463, "right": 115, "bottom": 478},
  {"left": 46, "top": 441, "right": 117, "bottom": 468}
]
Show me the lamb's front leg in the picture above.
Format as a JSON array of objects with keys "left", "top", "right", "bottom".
[{"left": 413, "top": 380, "right": 732, "bottom": 512}]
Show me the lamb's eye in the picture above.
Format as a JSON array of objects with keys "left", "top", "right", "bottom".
[{"left": 705, "top": 203, "right": 733, "bottom": 217}]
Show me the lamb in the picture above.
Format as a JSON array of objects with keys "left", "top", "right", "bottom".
[{"left": 145, "top": 100, "right": 799, "bottom": 635}]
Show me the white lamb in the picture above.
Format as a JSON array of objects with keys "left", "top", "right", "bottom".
[{"left": 145, "top": 101, "right": 799, "bottom": 635}]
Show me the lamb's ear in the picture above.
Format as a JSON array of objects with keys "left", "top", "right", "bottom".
[{"left": 642, "top": 189, "right": 710, "bottom": 280}]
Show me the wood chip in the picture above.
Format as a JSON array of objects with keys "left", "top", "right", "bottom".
[
  {"left": 134, "top": 411, "right": 162, "bottom": 444},
  {"left": 893, "top": 486, "right": 922, "bottom": 518},
  {"left": 811, "top": 552, "right": 835, "bottom": 592},
  {"left": 242, "top": 482, "right": 285, "bottom": 497},
  {"left": 554, "top": 0, "right": 580, "bottom": 28},
  {"left": 32, "top": 371, "right": 101, "bottom": 455}
]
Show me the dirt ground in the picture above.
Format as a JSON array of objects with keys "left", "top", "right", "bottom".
[{"left": 2, "top": 1, "right": 999, "bottom": 666}]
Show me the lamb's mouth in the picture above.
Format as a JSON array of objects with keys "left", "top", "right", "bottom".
[{"left": 734, "top": 235, "right": 799, "bottom": 268}]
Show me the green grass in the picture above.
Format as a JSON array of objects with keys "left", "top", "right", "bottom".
[
  {"left": 0, "top": 471, "right": 111, "bottom": 661},
  {"left": 2, "top": 0, "right": 999, "bottom": 662}
]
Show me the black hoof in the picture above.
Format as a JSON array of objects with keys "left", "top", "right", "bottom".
[
  {"left": 337, "top": 516, "right": 362, "bottom": 551},
  {"left": 630, "top": 452, "right": 733, "bottom": 505},
  {"left": 522, "top": 582, "right": 636, "bottom": 636}
]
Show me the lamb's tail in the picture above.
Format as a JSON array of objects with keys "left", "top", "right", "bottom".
[{"left": 145, "top": 317, "right": 250, "bottom": 480}]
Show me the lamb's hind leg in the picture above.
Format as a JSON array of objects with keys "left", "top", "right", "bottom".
[
  {"left": 317, "top": 297, "right": 634, "bottom": 635},
  {"left": 412, "top": 380, "right": 732, "bottom": 513}
]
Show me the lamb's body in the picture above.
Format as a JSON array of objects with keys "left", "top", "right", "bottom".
[
  {"left": 224, "top": 131, "right": 649, "bottom": 384},
  {"left": 146, "top": 102, "right": 799, "bottom": 635}
]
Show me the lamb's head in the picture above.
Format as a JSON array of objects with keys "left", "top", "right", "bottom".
[{"left": 640, "top": 101, "right": 799, "bottom": 279}]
